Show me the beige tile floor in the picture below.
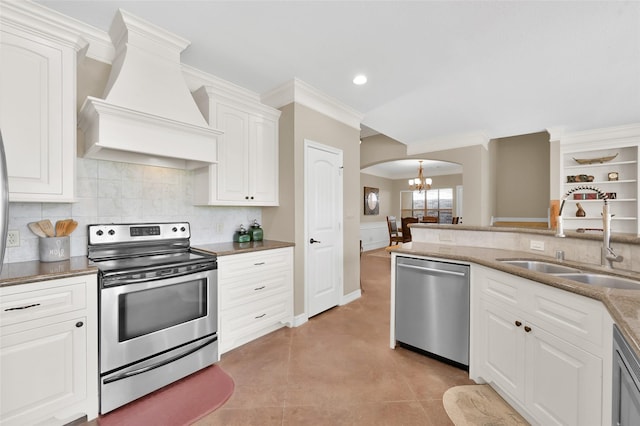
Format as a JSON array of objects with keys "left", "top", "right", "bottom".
[{"left": 194, "top": 249, "right": 474, "bottom": 425}]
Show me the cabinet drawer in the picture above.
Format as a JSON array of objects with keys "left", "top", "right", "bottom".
[
  {"left": 218, "top": 248, "right": 292, "bottom": 279},
  {"left": 220, "top": 270, "right": 290, "bottom": 310},
  {"left": 527, "top": 282, "right": 605, "bottom": 350},
  {"left": 478, "top": 268, "right": 522, "bottom": 308},
  {"left": 0, "top": 282, "right": 87, "bottom": 327},
  {"left": 220, "top": 293, "right": 291, "bottom": 341}
]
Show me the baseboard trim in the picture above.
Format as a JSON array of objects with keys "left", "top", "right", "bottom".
[
  {"left": 292, "top": 313, "right": 308, "bottom": 327},
  {"left": 340, "top": 288, "right": 361, "bottom": 305}
]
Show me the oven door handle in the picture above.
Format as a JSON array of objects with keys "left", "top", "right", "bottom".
[{"left": 103, "top": 336, "right": 218, "bottom": 385}]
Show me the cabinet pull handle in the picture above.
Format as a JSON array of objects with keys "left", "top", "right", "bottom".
[
  {"left": 254, "top": 262, "right": 266, "bottom": 266},
  {"left": 255, "top": 313, "right": 266, "bottom": 319},
  {"left": 524, "top": 326, "right": 532, "bottom": 333},
  {"left": 4, "top": 303, "right": 41, "bottom": 311},
  {"left": 515, "top": 320, "right": 522, "bottom": 327},
  {"left": 76, "top": 322, "right": 84, "bottom": 328},
  {"left": 254, "top": 286, "right": 265, "bottom": 291}
]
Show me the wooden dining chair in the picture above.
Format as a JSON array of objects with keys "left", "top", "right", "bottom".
[
  {"left": 386, "top": 216, "right": 404, "bottom": 246},
  {"left": 401, "top": 217, "right": 419, "bottom": 242}
]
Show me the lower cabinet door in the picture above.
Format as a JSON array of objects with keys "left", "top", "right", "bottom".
[
  {"left": 0, "top": 317, "right": 87, "bottom": 426},
  {"left": 479, "top": 299, "right": 526, "bottom": 402},
  {"left": 525, "top": 323, "right": 602, "bottom": 426}
]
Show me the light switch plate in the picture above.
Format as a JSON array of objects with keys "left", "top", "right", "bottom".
[{"left": 530, "top": 240, "right": 545, "bottom": 251}]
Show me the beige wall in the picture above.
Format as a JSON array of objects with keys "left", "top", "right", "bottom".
[
  {"left": 360, "top": 173, "right": 394, "bottom": 223},
  {"left": 262, "top": 103, "right": 295, "bottom": 241},
  {"left": 493, "top": 132, "right": 550, "bottom": 219},
  {"left": 263, "top": 103, "right": 361, "bottom": 317},
  {"left": 360, "top": 134, "right": 407, "bottom": 168}
]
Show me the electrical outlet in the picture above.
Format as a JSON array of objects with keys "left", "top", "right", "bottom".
[
  {"left": 216, "top": 223, "right": 223, "bottom": 233},
  {"left": 7, "top": 230, "right": 19, "bottom": 247},
  {"left": 530, "top": 240, "right": 545, "bottom": 251}
]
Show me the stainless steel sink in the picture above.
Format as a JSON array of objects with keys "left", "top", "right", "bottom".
[
  {"left": 552, "top": 273, "right": 640, "bottom": 290},
  {"left": 499, "top": 260, "right": 582, "bottom": 274}
]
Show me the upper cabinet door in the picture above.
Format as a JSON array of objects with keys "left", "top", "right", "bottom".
[
  {"left": 217, "top": 104, "right": 250, "bottom": 202},
  {"left": 0, "top": 27, "right": 77, "bottom": 202},
  {"left": 248, "top": 115, "right": 278, "bottom": 204}
]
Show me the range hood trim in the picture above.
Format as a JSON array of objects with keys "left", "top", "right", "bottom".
[{"left": 79, "top": 96, "right": 222, "bottom": 170}]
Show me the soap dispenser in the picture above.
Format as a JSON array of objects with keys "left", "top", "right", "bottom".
[
  {"left": 248, "top": 219, "right": 263, "bottom": 242},
  {"left": 233, "top": 224, "right": 250, "bottom": 243}
]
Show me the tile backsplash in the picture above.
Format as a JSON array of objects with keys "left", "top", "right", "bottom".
[{"left": 5, "top": 158, "right": 261, "bottom": 263}]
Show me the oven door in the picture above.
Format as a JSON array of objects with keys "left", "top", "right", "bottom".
[{"left": 100, "top": 268, "right": 217, "bottom": 374}]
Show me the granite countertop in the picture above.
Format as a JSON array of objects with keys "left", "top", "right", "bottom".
[
  {"left": 0, "top": 240, "right": 294, "bottom": 289},
  {"left": 393, "top": 241, "right": 640, "bottom": 359},
  {"left": 0, "top": 256, "right": 97, "bottom": 288},
  {"left": 195, "top": 239, "right": 294, "bottom": 256},
  {"left": 410, "top": 223, "right": 640, "bottom": 244}
]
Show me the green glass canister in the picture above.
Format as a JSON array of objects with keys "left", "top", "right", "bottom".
[
  {"left": 248, "top": 219, "right": 263, "bottom": 242},
  {"left": 233, "top": 224, "right": 251, "bottom": 243}
]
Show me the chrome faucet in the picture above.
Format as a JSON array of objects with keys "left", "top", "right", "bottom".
[{"left": 556, "top": 185, "right": 623, "bottom": 269}]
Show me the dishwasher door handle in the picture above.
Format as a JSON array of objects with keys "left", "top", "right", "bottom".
[{"left": 397, "top": 263, "right": 467, "bottom": 277}]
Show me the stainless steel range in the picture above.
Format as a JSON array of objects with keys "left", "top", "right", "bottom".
[{"left": 88, "top": 222, "right": 218, "bottom": 414}]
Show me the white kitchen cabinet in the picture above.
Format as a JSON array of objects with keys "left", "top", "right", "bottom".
[
  {"left": 478, "top": 299, "right": 526, "bottom": 401},
  {"left": 0, "top": 274, "right": 99, "bottom": 426},
  {"left": 0, "top": 2, "right": 86, "bottom": 202},
  {"left": 192, "top": 86, "right": 280, "bottom": 206},
  {"left": 559, "top": 129, "right": 639, "bottom": 235},
  {"left": 473, "top": 265, "right": 612, "bottom": 426},
  {"left": 217, "top": 247, "right": 293, "bottom": 354}
]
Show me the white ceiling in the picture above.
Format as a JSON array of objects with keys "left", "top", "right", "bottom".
[{"left": 38, "top": 0, "right": 640, "bottom": 151}]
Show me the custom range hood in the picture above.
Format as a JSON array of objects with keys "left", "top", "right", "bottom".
[{"left": 79, "top": 10, "right": 221, "bottom": 169}]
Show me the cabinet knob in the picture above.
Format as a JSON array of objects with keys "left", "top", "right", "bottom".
[
  {"left": 245, "top": 196, "right": 249, "bottom": 200},
  {"left": 515, "top": 320, "right": 522, "bottom": 327},
  {"left": 76, "top": 321, "right": 84, "bottom": 328},
  {"left": 524, "top": 325, "right": 532, "bottom": 333}
]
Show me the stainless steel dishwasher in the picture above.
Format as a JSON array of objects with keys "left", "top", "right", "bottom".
[
  {"left": 613, "top": 324, "right": 640, "bottom": 425},
  {"left": 395, "top": 256, "right": 470, "bottom": 367}
]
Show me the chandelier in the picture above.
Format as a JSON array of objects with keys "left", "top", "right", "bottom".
[{"left": 408, "top": 160, "right": 432, "bottom": 192}]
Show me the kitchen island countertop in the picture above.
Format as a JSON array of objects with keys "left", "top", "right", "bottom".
[{"left": 392, "top": 241, "right": 640, "bottom": 361}]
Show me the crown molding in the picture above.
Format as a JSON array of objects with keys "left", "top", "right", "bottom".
[
  {"left": 182, "top": 65, "right": 264, "bottom": 106},
  {"left": 546, "top": 127, "right": 564, "bottom": 143},
  {"left": 261, "top": 78, "right": 363, "bottom": 130},
  {"left": 559, "top": 123, "right": 640, "bottom": 148},
  {"left": 0, "top": 0, "right": 89, "bottom": 52},
  {"left": 406, "top": 132, "right": 490, "bottom": 155}
]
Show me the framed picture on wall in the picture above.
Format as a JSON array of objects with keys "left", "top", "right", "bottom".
[{"left": 364, "top": 187, "right": 379, "bottom": 215}]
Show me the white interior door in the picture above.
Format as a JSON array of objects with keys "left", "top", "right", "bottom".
[{"left": 305, "top": 140, "right": 343, "bottom": 318}]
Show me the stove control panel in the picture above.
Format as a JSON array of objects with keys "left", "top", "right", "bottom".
[{"left": 88, "top": 222, "right": 191, "bottom": 245}]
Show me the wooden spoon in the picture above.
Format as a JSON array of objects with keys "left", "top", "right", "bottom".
[
  {"left": 55, "top": 219, "right": 69, "bottom": 237},
  {"left": 28, "top": 222, "right": 47, "bottom": 237},
  {"left": 36, "top": 219, "right": 55, "bottom": 237},
  {"left": 64, "top": 220, "right": 78, "bottom": 236}
]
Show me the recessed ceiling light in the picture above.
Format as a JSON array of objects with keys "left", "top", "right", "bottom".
[{"left": 353, "top": 74, "right": 367, "bottom": 85}]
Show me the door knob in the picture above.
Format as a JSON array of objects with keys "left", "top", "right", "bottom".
[{"left": 309, "top": 238, "right": 321, "bottom": 244}]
